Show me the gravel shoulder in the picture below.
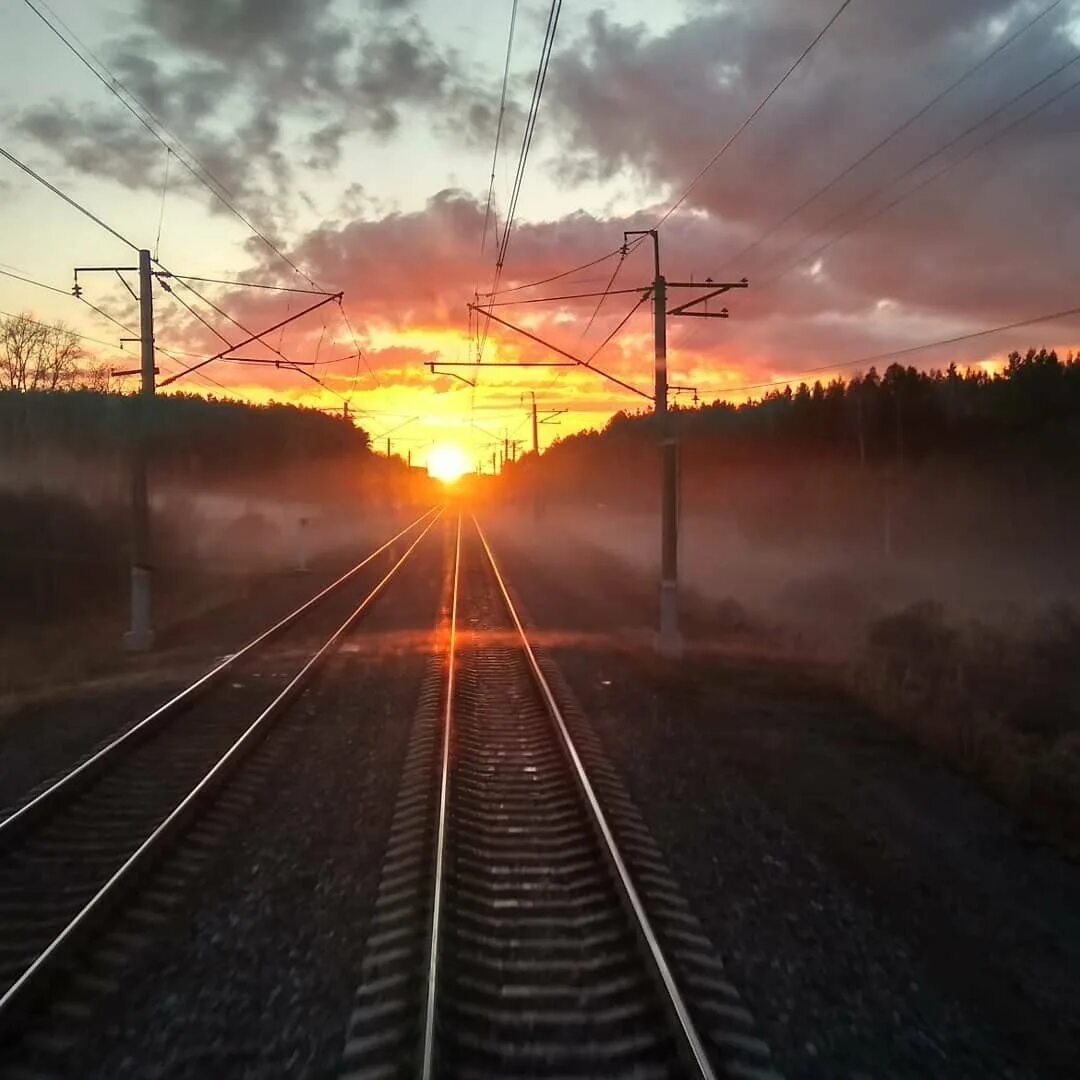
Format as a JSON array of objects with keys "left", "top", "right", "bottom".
[
  {"left": 0, "top": 511, "right": 421, "bottom": 813},
  {"left": 488, "top": 516, "right": 1080, "bottom": 1080},
  {"left": 72, "top": 518, "right": 445, "bottom": 1078}
]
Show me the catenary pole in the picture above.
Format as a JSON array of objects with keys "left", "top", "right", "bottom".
[
  {"left": 628, "top": 229, "right": 680, "bottom": 655},
  {"left": 124, "top": 248, "right": 155, "bottom": 650}
]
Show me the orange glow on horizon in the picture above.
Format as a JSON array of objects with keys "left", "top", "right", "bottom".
[{"left": 427, "top": 443, "right": 472, "bottom": 483}]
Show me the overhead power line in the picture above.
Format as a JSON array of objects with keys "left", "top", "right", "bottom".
[
  {"left": 698, "top": 301, "right": 1080, "bottom": 398},
  {"left": 0, "top": 261, "right": 221, "bottom": 386},
  {"left": 488, "top": 285, "right": 649, "bottom": 307},
  {"left": 478, "top": 247, "right": 624, "bottom": 297},
  {"left": 719, "top": 0, "right": 1066, "bottom": 274},
  {"left": 0, "top": 266, "right": 70, "bottom": 296},
  {"left": 161, "top": 273, "right": 334, "bottom": 296},
  {"left": 0, "top": 308, "right": 124, "bottom": 352},
  {"left": 481, "top": 0, "right": 520, "bottom": 257},
  {"left": 20, "top": 0, "right": 324, "bottom": 290},
  {"left": 0, "top": 304, "right": 230, "bottom": 393},
  {"left": 477, "top": 0, "right": 563, "bottom": 362},
  {"left": 158, "top": 271, "right": 349, "bottom": 402},
  {"left": 656, "top": 0, "right": 855, "bottom": 228},
  {"left": 0, "top": 153, "right": 343, "bottom": 395},
  {"left": 0, "top": 144, "right": 138, "bottom": 250},
  {"left": 761, "top": 57, "right": 1080, "bottom": 286},
  {"left": 495, "top": 0, "right": 563, "bottom": 274}
]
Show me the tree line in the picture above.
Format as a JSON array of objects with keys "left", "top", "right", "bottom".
[
  {"left": 521, "top": 349, "right": 1080, "bottom": 485},
  {"left": 0, "top": 389, "right": 372, "bottom": 480}
]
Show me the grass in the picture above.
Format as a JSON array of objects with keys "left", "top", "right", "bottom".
[{"left": 854, "top": 600, "right": 1080, "bottom": 851}]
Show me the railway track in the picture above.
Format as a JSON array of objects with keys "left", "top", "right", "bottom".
[
  {"left": 0, "top": 506, "right": 441, "bottom": 1056},
  {"left": 341, "top": 515, "right": 779, "bottom": 1079}
]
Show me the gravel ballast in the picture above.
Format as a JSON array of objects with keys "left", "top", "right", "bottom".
[
  {"left": 0, "top": 512, "right": 421, "bottom": 814},
  {"left": 489, "top": 517, "right": 1080, "bottom": 1080},
  {"left": 43, "top": 522, "right": 445, "bottom": 1078}
]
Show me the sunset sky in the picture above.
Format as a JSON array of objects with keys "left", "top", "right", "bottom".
[{"left": 2, "top": 0, "right": 1080, "bottom": 468}]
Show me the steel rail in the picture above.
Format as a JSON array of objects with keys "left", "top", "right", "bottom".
[
  {"left": 0, "top": 505, "right": 440, "bottom": 848},
  {"left": 0, "top": 509, "right": 442, "bottom": 1034},
  {"left": 472, "top": 515, "right": 717, "bottom": 1080},
  {"left": 418, "top": 512, "right": 461, "bottom": 1080}
]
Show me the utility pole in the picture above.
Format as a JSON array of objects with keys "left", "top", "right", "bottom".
[
  {"left": 386, "top": 437, "right": 391, "bottom": 457},
  {"left": 125, "top": 249, "right": 155, "bottom": 650},
  {"left": 625, "top": 229, "right": 748, "bottom": 657},
  {"left": 529, "top": 390, "right": 539, "bottom": 455},
  {"left": 627, "top": 230, "right": 678, "bottom": 655},
  {"left": 458, "top": 241, "right": 745, "bottom": 655},
  {"left": 75, "top": 251, "right": 157, "bottom": 650}
]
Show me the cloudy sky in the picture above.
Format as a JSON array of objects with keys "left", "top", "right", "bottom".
[{"left": 2, "top": 0, "right": 1079, "bottom": 463}]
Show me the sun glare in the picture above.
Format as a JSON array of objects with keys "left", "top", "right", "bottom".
[{"left": 427, "top": 443, "right": 471, "bottom": 484}]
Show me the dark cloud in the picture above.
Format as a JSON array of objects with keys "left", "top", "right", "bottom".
[
  {"left": 307, "top": 122, "right": 348, "bottom": 171},
  {"left": 543, "top": 0, "right": 1080, "bottom": 356},
  {"left": 18, "top": 105, "right": 163, "bottom": 187},
  {"left": 354, "top": 21, "right": 453, "bottom": 136},
  {"left": 135, "top": 0, "right": 351, "bottom": 97},
  {"left": 15, "top": 0, "right": 507, "bottom": 224}
]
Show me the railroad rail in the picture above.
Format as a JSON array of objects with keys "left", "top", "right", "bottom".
[
  {"left": 341, "top": 514, "right": 779, "bottom": 1079},
  {"left": 0, "top": 507, "right": 441, "bottom": 1043}
]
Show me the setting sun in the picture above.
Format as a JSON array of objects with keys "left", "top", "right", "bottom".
[{"left": 427, "top": 443, "right": 471, "bottom": 484}]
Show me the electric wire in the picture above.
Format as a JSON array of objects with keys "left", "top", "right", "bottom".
[
  {"left": 161, "top": 274, "right": 350, "bottom": 401},
  {"left": 478, "top": 0, "right": 563, "bottom": 361},
  {"left": 481, "top": 0, "right": 520, "bottom": 257},
  {"left": 488, "top": 285, "right": 649, "bottom": 307},
  {"left": 0, "top": 309, "right": 125, "bottom": 353},
  {"left": 717, "top": 0, "right": 1067, "bottom": 274},
  {"left": 20, "top": 0, "right": 324, "bottom": 290},
  {"left": 477, "top": 248, "right": 624, "bottom": 297},
  {"left": 0, "top": 146, "right": 345, "bottom": 395},
  {"left": 0, "top": 267, "right": 70, "bottom": 296},
  {"left": 655, "top": 0, "right": 856, "bottom": 228},
  {"left": 0, "top": 144, "right": 139, "bottom": 251},
  {"left": 162, "top": 274, "right": 333, "bottom": 296},
  {"left": 697, "top": 301, "right": 1080, "bottom": 398},
  {"left": 0, "top": 266, "right": 224, "bottom": 393},
  {"left": 495, "top": 0, "right": 562, "bottom": 273},
  {"left": 75, "top": 295, "right": 232, "bottom": 391},
  {"left": 153, "top": 147, "right": 171, "bottom": 261},
  {"left": 578, "top": 248, "right": 630, "bottom": 342},
  {"left": 338, "top": 300, "right": 379, "bottom": 388},
  {"left": 760, "top": 58, "right": 1080, "bottom": 287}
]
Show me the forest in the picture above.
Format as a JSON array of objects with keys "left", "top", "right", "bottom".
[
  {"left": 0, "top": 388, "right": 372, "bottom": 483},
  {"left": 519, "top": 349, "right": 1080, "bottom": 491}
]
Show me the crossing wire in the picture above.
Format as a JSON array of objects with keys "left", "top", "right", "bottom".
[
  {"left": 495, "top": 0, "right": 562, "bottom": 273},
  {"left": 697, "top": 300, "right": 1080, "bottom": 399},
  {"left": 759, "top": 56, "right": 1080, "bottom": 287},
  {"left": 0, "top": 145, "right": 138, "bottom": 251},
  {"left": 20, "top": 0, "right": 325, "bottom": 291},
  {"left": 655, "top": 0, "right": 856, "bottom": 228},
  {"left": 160, "top": 272, "right": 350, "bottom": 402},
  {"left": 478, "top": 0, "right": 563, "bottom": 362},
  {"left": 717, "top": 0, "right": 1067, "bottom": 275},
  {"left": 476, "top": 247, "right": 624, "bottom": 297},
  {"left": 480, "top": 0, "right": 520, "bottom": 258}
]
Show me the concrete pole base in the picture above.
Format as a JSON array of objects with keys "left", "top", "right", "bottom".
[
  {"left": 656, "top": 580, "right": 682, "bottom": 658},
  {"left": 123, "top": 628, "right": 155, "bottom": 652},
  {"left": 124, "top": 566, "right": 154, "bottom": 651}
]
